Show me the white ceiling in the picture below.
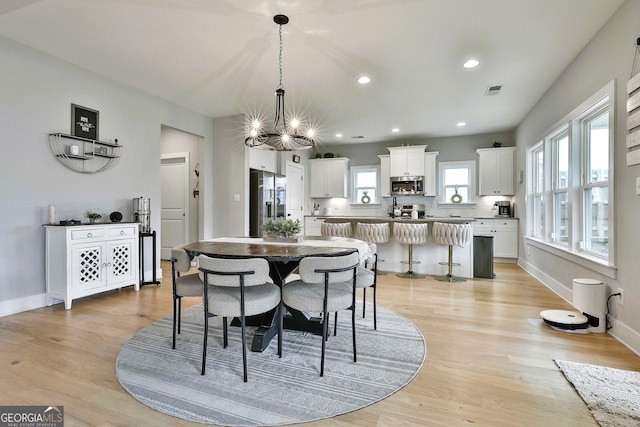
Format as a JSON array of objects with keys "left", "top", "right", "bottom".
[{"left": 0, "top": 0, "right": 625, "bottom": 146}]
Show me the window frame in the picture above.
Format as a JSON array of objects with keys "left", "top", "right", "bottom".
[
  {"left": 350, "top": 165, "right": 380, "bottom": 205},
  {"left": 525, "top": 80, "right": 615, "bottom": 274},
  {"left": 438, "top": 160, "right": 476, "bottom": 205}
]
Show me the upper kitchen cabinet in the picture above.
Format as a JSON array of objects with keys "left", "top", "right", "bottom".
[
  {"left": 378, "top": 154, "right": 390, "bottom": 198},
  {"left": 387, "top": 145, "right": 427, "bottom": 176},
  {"left": 309, "top": 157, "right": 350, "bottom": 198},
  {"left": 248, "top": 147, "right": 278, "bottom": 173},
  {"left": 424, "top": 151, "right": 439, "bottom": 197},
  {"left": 476, "top": 147, "right": 515, "bottom": 196}
]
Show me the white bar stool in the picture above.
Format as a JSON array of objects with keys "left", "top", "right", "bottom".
[
  {"left": 321, "top": 222, "right": 352, "bottom": 238},
  {"left": 393, "top": 222, "right": 428, "bottom": 279},
  {"left": 356, "top": 222, "right": 390, "bottom": 274},
  {"left": 432, "top": 222, "right": 471, "bottom": 282}
]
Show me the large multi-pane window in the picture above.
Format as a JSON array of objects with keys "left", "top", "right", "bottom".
[
  {"left": 531, "top": 144, "right": 544, "bottom": 238},
  {"left": 526, "top": 82, "right": 613, "bottom": 264},
  {"left": 582, "top": 110, "right": 609, "bottom": 256},
  {"left": 552, "top": 131, "right": 569, "bottom": 245}
]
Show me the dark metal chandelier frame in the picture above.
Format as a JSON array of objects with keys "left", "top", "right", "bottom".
[{"left": 244, "top": 14, "right": 315, "bottom": 151}]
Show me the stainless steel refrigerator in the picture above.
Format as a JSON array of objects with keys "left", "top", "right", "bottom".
[{"left": 249, "top": 169, "right": 286, "bottom": 237}]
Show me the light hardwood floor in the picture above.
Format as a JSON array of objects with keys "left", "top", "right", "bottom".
[{"left": 1, "top": 262, "right": 639, "bottom": 426}]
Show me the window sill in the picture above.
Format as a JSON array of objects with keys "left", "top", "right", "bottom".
[
  {"left": 350, "top": 203, "right": 381, "bottom": 207},
  {"left": 524, "top": 236, "right": 617, "bottom": 279},
  {"left": 437, "top": 202, "right": 477, "bottom": 207}
]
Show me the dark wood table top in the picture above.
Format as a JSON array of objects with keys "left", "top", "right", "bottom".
[{"left": 183, "top": 238, "right": 357, "bottom": 262}]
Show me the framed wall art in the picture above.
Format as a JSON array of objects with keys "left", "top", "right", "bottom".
[{"left": 71, "top": 103, "right": 99, "bottom": 140}]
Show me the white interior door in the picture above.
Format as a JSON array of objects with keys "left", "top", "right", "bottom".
[
  {"left": 161, "top": 153, "right": 189, "bottom": 259},
  {"left": 286, "top": 161, "right": 304, "bottom": 227}
]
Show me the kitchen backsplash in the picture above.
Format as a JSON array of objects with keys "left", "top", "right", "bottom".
[{"left": 310, "top": 195, "right": 516, "bottom": 218}]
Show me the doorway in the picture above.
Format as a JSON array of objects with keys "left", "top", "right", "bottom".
[
  {"left": 286, "top": 161, "right": 304, "bottom": 225},
  {"left": 161, "top": 153, "right": 190, "bottom": 259}
]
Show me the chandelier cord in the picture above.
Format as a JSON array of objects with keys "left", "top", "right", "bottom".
[{"left": 278, "top": 23, "right": 283, "bottom": 90}]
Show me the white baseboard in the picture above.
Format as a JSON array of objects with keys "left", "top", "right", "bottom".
[
  {"left": 518, "top": 257, "right": 640, "bottom": 357},
  {"left": 0, "top": 293, "right": 48, "bottom": 317},
  {"left": 0, "top": 271, "right": 163, "bottom": 318}
]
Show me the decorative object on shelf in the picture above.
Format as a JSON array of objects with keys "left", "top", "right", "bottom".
[
  {"left": 48, "top": 204, "right": 56, "bottom": 224},
  {"left": 244, "top": 15, "right": 316, "bottom": 151},
  {"left": 262, "top": 218, "right": 302, "bottom": 242},
  {"left": 84, "top": 209, "right": 103, "bottom": 223},
  {"left": 361, "top": 191, "right": 371, "bottom": 204},
  {"left": 59, "top": 219, "right": 81, "bottom": 225},
  {"left": 492, "top": 141, "right": 502, "bottom": 148},
  {"left": 626, "top": 38, "right": 640, "bottom": 165},
  {"left": 71, "top": 104, "right": 99, "bottom": 140},
  {"left": 48, "top": 133, "right": 122, "bottom": 173},
  {"left": 109, "top": 211, "right": 123, "bottom": 222},
  {"left": 450, "top": 187, "right": 463, "bottom": 203},
  {"left": 193, "top": 163, "right": 200, "bottom": 198}
]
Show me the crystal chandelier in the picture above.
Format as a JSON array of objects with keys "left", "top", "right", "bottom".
[{"left": 244, "top": 14, "right": 316, "bottom": 151}]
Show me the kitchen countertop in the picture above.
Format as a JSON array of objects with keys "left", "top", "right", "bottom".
[{"left": 305, "top": 215, "right": 476, "bottom": 223}]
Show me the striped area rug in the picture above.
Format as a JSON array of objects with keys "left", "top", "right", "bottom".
[{"left": 116, "top": 304, "right": 425, "bottom": 426}]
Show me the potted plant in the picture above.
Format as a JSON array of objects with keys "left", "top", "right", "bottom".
[
  {"left": 84, "top": 209, "right": 103, "bottom": 223},
  {"left": 262, "top": 218, "right": 302, "bottom": 242}
]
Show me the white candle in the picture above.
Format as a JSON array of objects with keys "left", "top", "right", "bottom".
[
  {"left": 70, "top": 145, "right": 79, "bottom": 156},
  {"left": 48, "top": 204, "right": 56, "bottom": 224}
]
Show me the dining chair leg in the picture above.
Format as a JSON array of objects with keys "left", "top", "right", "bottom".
[
  {"left": 172, "top": 295, "right": 178, "bottom": 349},
  {"left": 362, "top": 288, "right": 367, "bottom": 318},
  {"left": 241, "top": 314, "right": 248, "bottom": 383},
  {"left": 278, "top": 300, "right": 283, "bottom": 358},
  {"left": 223, "top": 317, "right": 228, "bottom": 348},
  {"left": 352, "top": 284, "right": 357, "bottom": 363},
  {"left": 373, "top": 284, "right": 377, "bottom": 331},
  {"left": 320, "top": 309, "right": 328, "bottom": 377},
  {"left": 177, "top": 297, "right": 182, "bottom": 334},
  {"left": 202, "top": 292, "right": 209, "bottom": 375}
]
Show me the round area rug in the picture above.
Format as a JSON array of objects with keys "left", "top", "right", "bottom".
[{"left": 116, "top": 303, "right": 426, "bottom": 426}]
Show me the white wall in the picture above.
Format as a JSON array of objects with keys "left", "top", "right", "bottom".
[
  {"left": 515, "top": 0, "right": 640, "bottom": 354},
  {"left": 0, "top": 36, "right": 214, "bottom": 316}
]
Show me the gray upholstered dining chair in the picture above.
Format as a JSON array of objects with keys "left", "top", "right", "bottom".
[
  {"left": 281, "top": 252, "right": 360, "bottom": 376},
  {"left": 171, "top": 245, "right": 203, "bottom": 349},
  {"left": 198, "top": 255, "right": 281, "bottom": 382}
]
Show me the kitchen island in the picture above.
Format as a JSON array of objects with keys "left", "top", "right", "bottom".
[{"left": 304, "top": 216, "right": 476, "bottom": 278}]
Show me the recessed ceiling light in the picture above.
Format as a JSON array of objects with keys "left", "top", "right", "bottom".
[
  {"left": 457, "top": 122, "right": 466, "bottom": 127},
  {"left": 463, "top": 59, "right": 479, "bottom": 69},
  {"left": 392, "top": 128, "right": 400, "bottom": 133},
  {"left": 357, "top": 76, "right": 371, "bottom": 85},
  {"left": 335, "top": 133, "right": 343, "bottom": 138}
]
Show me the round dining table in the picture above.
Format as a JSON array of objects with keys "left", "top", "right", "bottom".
[{"left": 182, "top": 236, "right": 370, "bottom": 352}]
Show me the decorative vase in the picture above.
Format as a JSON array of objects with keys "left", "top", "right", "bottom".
[{"left": 361, "top": 191, "right": 371, "bottom": 204}]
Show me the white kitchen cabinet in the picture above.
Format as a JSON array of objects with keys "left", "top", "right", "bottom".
[
  {"left": 473, "top": 218, "right": 518, "bottom": 258},
  {"left": 378, "top": 154, "right": 391, "bottom": 198},
  {"left": 424, "top": 151, "right": 439, "bottom": 196},
  {"left": 387, "top": 145, "right": 427, "bottom": 176},
  {"left": 476, "top": 147, "right": 515, "bottom": 196},
  {"left": 309, "top": 158, "right": 349, "bottom": 198},
  {"left": 304, "top": 216, "right": 325, "bottom": 236},
  {"left": 248, "top": 147, "right": 278, "bottom": 173},
  {"left": 45, "top": 223, "right": 140, "bottom": 309}
]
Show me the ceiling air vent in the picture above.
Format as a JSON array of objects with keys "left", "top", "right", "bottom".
[{"left": 485, "top": 85, "right": 503, "bottom": 96}]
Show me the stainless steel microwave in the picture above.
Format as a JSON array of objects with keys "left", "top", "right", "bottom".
[{"left": 390, "top": 176, "right": 424, "bottom": 195}]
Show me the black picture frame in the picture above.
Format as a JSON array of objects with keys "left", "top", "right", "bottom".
[
  {"left": 292, "top": 154, "right": 301, "bottom": 163},
  {"left": 71, "top": 104, "right": 99, "bottom": 140}
]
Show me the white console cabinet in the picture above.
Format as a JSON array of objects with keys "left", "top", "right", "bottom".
[
  {"left": 304, "top": 216, "right": 325, "bottom": 236},
  {"left": 45, "top": 223, "right": 140, "bottom": 309}
]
